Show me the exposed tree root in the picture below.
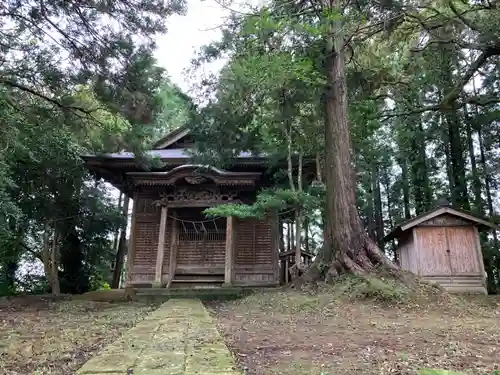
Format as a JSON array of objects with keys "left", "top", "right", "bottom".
[{"left": 295, "top": 234, "right": 420, "bottom": 290}]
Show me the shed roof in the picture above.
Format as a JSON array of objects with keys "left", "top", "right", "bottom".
[{"left": 384, "top": 205, "right": 497, "bottom": 242}]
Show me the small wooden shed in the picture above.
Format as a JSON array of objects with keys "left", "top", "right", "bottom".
[{"left": 384, "top": 204, "right": 497, "bottom": 294}]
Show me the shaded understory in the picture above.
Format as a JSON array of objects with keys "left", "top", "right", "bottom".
[
  {"left": 0, "top": 295, "right": 157, "bottom": 374},
  {"left": 208, "top": 288, "right": 500, "bottom": 375}
]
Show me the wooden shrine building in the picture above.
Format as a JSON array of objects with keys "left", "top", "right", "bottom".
[
  {"left": 83, "top": 127, "right": 282, "bottom": 288},
  {"left": 279, "top": 250, "right": 314, "bottom": 285},
  {"left": 384, "top": 203, "right": 497, "bottom": 294}
]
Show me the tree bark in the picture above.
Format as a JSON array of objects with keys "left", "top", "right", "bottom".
[
  {"left": 112, "top": 195, "right": 130, "bottom": 289},
  {"left": 314, "top": 0, "right": 398, "bottom": 279},
  {"left": 437, "top": 29, "right": 470, "bottom": 210},
  {"left": 304, "top": 217, "right": 309, "bottom": 254},
  {"left": 51, "top": 229, "right": 60, "bottom": 295},
  {"left": 399, "top": 158, "right": 412, "bottom": 220},
  {"left": 373, "top": 164, "right": 384, "bottom": 249},
  {"left": 465, "top": 113, "right": 482, "bottom": 214},
  {"left": 42, "top": 224, "right": 52, "bottom": 287},
  {"left": 410, "top": 120, "right": 433, "bottom": 214},
  {"left": 295, "top": 209, "right": 302, "bottom": 265}
]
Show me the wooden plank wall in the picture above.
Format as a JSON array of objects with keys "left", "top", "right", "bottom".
[
  {"left": 446, "top": 226, "right": 479, "bottom": 274},
  {"left": 130, "top": 195, "right": 160, "bottom": 283},
  {"left": 234, "top": 217, "right": 278, "bottom": 285},
  {"left": 397, "top": 234, "right": 415, "bottom": 272}
]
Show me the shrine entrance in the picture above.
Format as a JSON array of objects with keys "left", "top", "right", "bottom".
[{"left": 174, "top": 208, "right": 227, "bottom": 284}]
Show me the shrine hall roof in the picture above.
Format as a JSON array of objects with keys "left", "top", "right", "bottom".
[{"left": 93, "top": 148, "right": 260, "bottom": 160}]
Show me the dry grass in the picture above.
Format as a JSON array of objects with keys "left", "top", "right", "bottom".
[
  {"left": 0, "top": 295, "right": 157, "bottom": 374},
  {"left": 209, "top": 283, "right": 500, "bottom": 375}
]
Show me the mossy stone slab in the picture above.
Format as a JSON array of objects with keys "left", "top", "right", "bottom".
[{"left": 77, "top": 351, "right": 138, "bottom": 374}]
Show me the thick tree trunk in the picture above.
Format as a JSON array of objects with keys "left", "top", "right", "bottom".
[
  {"left": 312, "top": 2, "right": 398, "bottom": 280},
  {"left": 112, "top": 195, "right": 130, "bottom": 288}
]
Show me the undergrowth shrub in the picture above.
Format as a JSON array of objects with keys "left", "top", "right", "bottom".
[{"left": 333, "top": 275, "right": 408, "bottom": 303}]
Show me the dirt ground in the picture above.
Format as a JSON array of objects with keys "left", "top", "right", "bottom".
[
  {"left": 209, "top": 289, "right": 500, "bottom": 375},
  {"left": 0, "top": 295, "right": 156, "bottom": 374}
]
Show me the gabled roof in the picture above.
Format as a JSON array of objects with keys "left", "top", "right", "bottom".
[
  {"left": 82, "top": 148, "right": 262, "bottom": 160},
  {"left": 153, "top": 126, "right": 190, "bottom": 149},
  {"left": 384, "top": 205, "right": 497, "bottom": 242}
]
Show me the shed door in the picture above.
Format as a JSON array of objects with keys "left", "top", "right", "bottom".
[
  {"left": 415, "top": 227, "right": 451, "bottom": 276},
  {"left": 446, "top": 227, "right": 480, "bottom": 274}
]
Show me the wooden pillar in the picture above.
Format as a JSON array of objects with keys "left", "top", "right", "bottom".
[
  {"left": 271, "top": 215, "right": 280, "bottom": 285},
  {"left": 154, "top": 205, "right": 168, "bottom": 287},
  {"left": 166, "top": 214, "right": 179, "bottom": 289},
  {"left": 473, "top": 226, "right": 487, "bottom": 292},
  {"left": 224, "top": 216, "right": 235, "bottom": 285},
  {"left": 125, "top": 192, "right": 138, "bottom": 287},
  {"left": 285, "top": 258, "right": 289, "bottom": 284}
]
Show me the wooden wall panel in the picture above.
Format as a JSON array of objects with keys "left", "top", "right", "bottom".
[
  {"left": 415, "top": 227, "right": 450, "bottom": 276},
  {"left": 397, "top": 234, "right": 414, "bottom": 272},
  {"left": 415, "top": 227, "right": 451, "bottom": 275},
  {"left": 176, "top": 240, "right": 225, "bottom": 267},
  {"left": 447, "top": 227, "right": 480, "bottom": 274},
  {"left": 234, "top": 217, "right": 277, "bottom": 284},
  {"left": 130, "top": 192, "right": 161, "bottom": 283}
]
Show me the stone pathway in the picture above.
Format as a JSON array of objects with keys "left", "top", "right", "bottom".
[{"left": 77, "top": 299, "right": 242, "bottom": 375}]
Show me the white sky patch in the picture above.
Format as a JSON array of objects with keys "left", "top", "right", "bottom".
[{"left": 154, "top": 0, "right": 266, "bottom": 93}]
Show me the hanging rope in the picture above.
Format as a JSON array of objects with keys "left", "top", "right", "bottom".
[
  {"left": 163, "top": 208, "right": 296, "bottom": 225},
  {"left": 166, "top": 214, "right": 222, "bottom": 224}
]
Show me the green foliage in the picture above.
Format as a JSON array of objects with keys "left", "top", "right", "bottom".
[
  {"left": 99, "top": 282, "right": 112, "bottom": 291},
  {"left": 204, "top": 188, "right": 321, "bottom": 219},
  {"left": 0, "top": 0, "right": 190, "bottom": 294},
  {"left": 148, "top": 80, "right": 196, "bottom": 146},
  {"left": 187, "top": 0, "right": 500, "bottom": 290}
]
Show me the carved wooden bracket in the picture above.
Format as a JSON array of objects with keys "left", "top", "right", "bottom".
[{"left": 152, "top": 187, "right": 240, "bottom": 207}]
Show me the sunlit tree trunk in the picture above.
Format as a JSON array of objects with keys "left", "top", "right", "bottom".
[{"left": 112, "top": 195, "right": 130, "bottom": 288}]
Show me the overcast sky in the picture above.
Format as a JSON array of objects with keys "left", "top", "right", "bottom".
[{"left": 154, "top": 0, "right": 264, "bottom": 93}]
